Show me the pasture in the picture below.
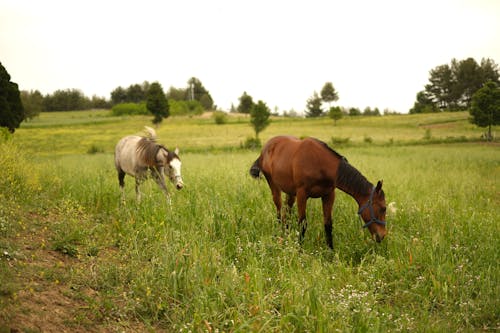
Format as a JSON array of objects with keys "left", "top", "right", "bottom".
[{"left": 1, "top": 111, "right": 499, "bottom": 332}]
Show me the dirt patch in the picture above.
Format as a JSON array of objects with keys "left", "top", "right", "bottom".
[{"left": 0, "top": 212, "right": 157, "bottom": 332}]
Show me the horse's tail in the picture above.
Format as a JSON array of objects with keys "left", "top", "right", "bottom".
[
  {"left": 249, "top": 158, "right": 261, "bottom": 178},
  {"left": 144, "top": 126, "right": 157, "bottom": 140}
]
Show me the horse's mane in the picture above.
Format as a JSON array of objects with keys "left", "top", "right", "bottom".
[
  {"left": 336, "top": 156, "right": 373, "bottom": 196},
  {"left": 137, "top": 137, "right": 163, "bottom": 166},
  {"left": 311, "top": 138, "right": 346, "bottom": 161}
]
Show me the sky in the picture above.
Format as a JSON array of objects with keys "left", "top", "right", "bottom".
[{"left": 1, "top": 0, "right": 499, "bottom": 114}]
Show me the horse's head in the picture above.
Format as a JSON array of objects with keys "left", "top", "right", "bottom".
[
  {"left": 158, "top": 147, "right": 184, "bottom": 190},
  {"left": 358, "top": 180, "right": 387, "bottom": 242}
]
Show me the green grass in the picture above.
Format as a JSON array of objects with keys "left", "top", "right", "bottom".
[{"left": 1, "top": 111, "right": 499, "bottom": 331}]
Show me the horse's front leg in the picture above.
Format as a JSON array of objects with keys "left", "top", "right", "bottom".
[
  {"left": 151, "top": 167, "right": 170, "bottom": 203},
  {"left": 321, "top": 191, "right": 335, "bottom": 249},
  {"left": 296, "top": 189, "right": 308, "bottom": 244}
]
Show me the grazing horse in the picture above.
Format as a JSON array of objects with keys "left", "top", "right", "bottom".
[
  {"left": 250, "top": 135, "right": 386, "bottom": 248},
  {"left": 114, "top": 126, "right": 184, "bottom": 202}
]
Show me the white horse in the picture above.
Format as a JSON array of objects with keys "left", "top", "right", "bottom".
[{"left": 114, "top": 126, "right": 184, "bottom": 202}]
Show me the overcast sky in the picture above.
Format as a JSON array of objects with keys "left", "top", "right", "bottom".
[{"left": 1, "top": 0, "right": 499, "bottom": 113}]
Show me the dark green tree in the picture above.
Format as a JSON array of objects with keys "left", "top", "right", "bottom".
[
  {"left": 111, "top": 86, "right": 127, "bottom": 105},
  {"left": 305, "top": 91, "right": 323, "bottom": 117},
  {"left": 470, "top": 81, "right": 500, "bottom": 141},
  {"left": 320, "top": 82, "right": 339, "bottom": 108},
  {"left": 146, "top": 82, "right": 169, "bottom": 125},
  {"left": 237, "top": 91, "right": 254, "bottom": 113},
  {"left": 0, "top": 62, "right": 25, "bottom": 133},
  {"left": 348, "top": 107, "right": 361, "bottom": 116},
  {"left": 250, "top": 100, "right": 271, "bottom": 139}
]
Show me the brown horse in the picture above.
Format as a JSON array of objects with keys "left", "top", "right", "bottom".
[{"left": 250, "top": 135, "right": 386, "bottom": 248}]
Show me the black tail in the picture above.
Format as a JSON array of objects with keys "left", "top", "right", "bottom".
[{"left": 249, "top": 158, "right": 261, "bottom": 178}]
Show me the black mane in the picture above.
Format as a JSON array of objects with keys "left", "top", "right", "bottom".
[{"left": 336, "top": 156, "right": 372, "bottom": 196}]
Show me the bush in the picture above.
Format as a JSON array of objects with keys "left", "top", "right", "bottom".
[
  {"left": 330, "top": 136, "right": 350, "bottom": 146},
  {"left": 213, "top": 111, "right": 228, "bottom": 125},
  {"left": 241, "top": 137, "right": 261, "bottom": 149},
  {"left": 111, "top": 103, "right": 149, "bottom": 116},
  {"left": 169, "top": 100, "right": 204, "bottom": 116}
]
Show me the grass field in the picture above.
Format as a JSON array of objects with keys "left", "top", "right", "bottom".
[{"left": 1, "top": 111, "right": 499, "bottom": 332}]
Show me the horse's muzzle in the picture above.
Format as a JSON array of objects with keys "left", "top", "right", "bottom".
[
  {"left": 176, "top": 182, "right": 184, "bottom": 190},
  {"left": 375, "top": 232, "right": 385, "bottom": 243}
]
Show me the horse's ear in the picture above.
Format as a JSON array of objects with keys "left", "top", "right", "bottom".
[
  {"left": 375, "top": 180, "right": 383, "bottom": 193},
  {"left": 174, "top": 147, "right": 179, "bottom": 155}
]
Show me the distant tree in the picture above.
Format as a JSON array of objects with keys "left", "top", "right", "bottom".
[
  {"left": 20, "top": 90, "right": 44, "bottom": 120},
  {"left": 305, "top": 91, "right": 323, "bottom": 117},
  {"left": 111, "top": 86, "right": 127, "bottom": 105},
  {"left": 90, "top": 95, "right": 110, "bottom": 109},
  {"left": 320, "top": 82, "right": 339, "bottom": 108},
  {"left": 328, "top": 106, "right": 343, "bottom": 125},
  {"left": 418, "top": 57, "right": 500, "bottom": 111},
  {"left": 470, "top": 81, "right": 500, "bottom": 141},
  {"left": 146, "top": 82, "right": 169, "bottom": 125},
  {"left": 127, "top": 84, "right": 146, "bottom": 103},
  {"left": 167, "top": 86, "right": 188, "bottom": 101},
  {"left": 348, "top": 107, "right": 361, "bottom": 116},
  {"left": 410, "top": 91, "right": 438, "bottom": 114},
  {"left": 0, "top": 62, "right": 24, "bottom": 133},
  {"left": 188, "top": 77, "right": 214, "bottom": 110},
  {"left": 250, "top": 100, "right": 271, "bottom": 139},
  {"left": 44, "top": 89, "right": 90, "bottom": 111},
  {"left": 237, "top": 91, "right": 254, "bottom": 113}
]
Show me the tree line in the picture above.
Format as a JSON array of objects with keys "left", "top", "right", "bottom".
[{"left": 410, "top": 57, "right": 499, "bottom": 113}]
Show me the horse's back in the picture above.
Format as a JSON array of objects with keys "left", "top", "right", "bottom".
[
  {"left": 115, "top": 135, "right": 141, "bottom": 175},
  {"left": 260, "top": 136, "right": 338, "bottom": 195}
]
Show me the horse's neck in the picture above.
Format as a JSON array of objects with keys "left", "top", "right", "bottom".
[{"left": 336, "top": 160, "right": 372, "bottom": 206}]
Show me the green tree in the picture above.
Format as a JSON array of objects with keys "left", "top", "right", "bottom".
[
  {"left": 146, "top": 82, "right": 169, "bottom": 125},
  {"left": 237, "top": 91, "right": 254, "bottom": 113},
  {"left": 320, "top": 82, "right": 339, "bottom": 108},
  {"left": 250, "top": 100, "right": 271, "bottom": 139},
  {"left": 305, "top": 91, "right": 323, "bottom": 117},
  {"left": 410, "top": 91, "right": 438, "bottom": 114},
  {"left": 188, "top": 77, "right": 214, "bottom": 110},
  {"left": 470, "top": 81, "right": 500, "bottom": 141},
  {"left": 0, "top": 62, "right": 25, "bottom": 133},
  {"left": 328, "top": 106, "right": 343, "bottom": 125},
  {"left": 348, "top": 107, "right": 361, "bottom": 116},
  {"left": 20, "top": 90, "right": 44, "bottom": 120}
]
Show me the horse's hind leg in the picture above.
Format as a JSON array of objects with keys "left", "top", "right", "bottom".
[
  {"left": 296, "top": 189, "right": 308, "bottom": 244},
  {"left": 270, "top": 185, "right": 283, "bottom": 224},
  {"left": 135, "top": 177, "right": 143, "bottom": 202},
  {"left": 117, "top": 169, "right": 126, "bottom": 203},
  {"left": 321, "top": 192, "right": 335, "bottom": 249}
]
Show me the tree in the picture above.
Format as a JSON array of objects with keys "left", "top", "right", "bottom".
[
  {"left": 237, "top": 91, "right": 254, "bottom": 113},
  {"left": 470, "top": 81, "right": 500, "bottom": 141},
  {"left": 250, "top": 100, "right": 271, "bottom": 139},
  {"left": 417, "top": 57, "right": 500, "bottom": 112},
  {"left": 305, "top": 91, "right": 323, "bottom": 117},
  {"left": 320, "top": 82, "right": 339, "bottom": 108},
  {"left": 146, "top": 82, "right": 169, "bottom": 125},
  {"left": 328, "top": 106, "right": 343, "bottom": 125},
  {"left": 20, "top": 90, "right": 44, "bottom": 120},
  {"left": 410, "top": 91, "right": 437, "bottom": 114},
  {"left": 188, "top": 77, "right": 214, "bottom": 110},
  {"left": 111, "top": 86, "right": 127, "bottom": 105},
  {"left": 0, "top": 62, "right": 25, "bottom": 133}
]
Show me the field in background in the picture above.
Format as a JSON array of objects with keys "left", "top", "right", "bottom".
[
  {"left": 1, "top": 111, "right": 499, "bottom": 332},
  {"left": 15, "top": 110, "right": 488, "bottom": 155}
]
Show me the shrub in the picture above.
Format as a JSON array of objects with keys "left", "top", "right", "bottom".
[
  {"left": 241, "top": 137, "right": 261, "bottom": 149},
  {"left": 213, "top": 111, "right": 228, "bottom": 125},
  {"left": 330, "top": 136, "right": 350, "bottom": 146},
  {"left": 111, "top": 103, "right": 149, "bottom": 116},
  {"left": 169, "top": 100, "right": 204, "bottom": 116}
]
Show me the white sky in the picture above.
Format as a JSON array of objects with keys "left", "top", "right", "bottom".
[{"left": 1, "top": 0, "right": 499, "bottom": 113}]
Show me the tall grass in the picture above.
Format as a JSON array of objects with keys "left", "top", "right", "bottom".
[{"left": 2, "top": 133, "right": 498, "bottom": 331}]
